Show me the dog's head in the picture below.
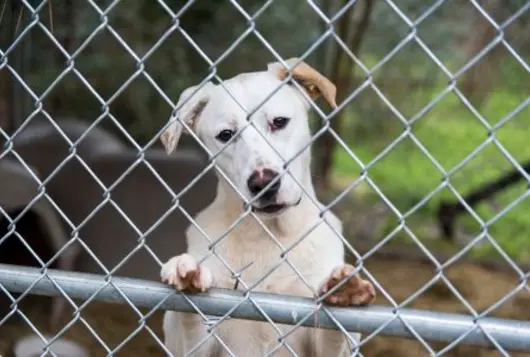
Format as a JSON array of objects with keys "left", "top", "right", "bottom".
[{"left": 161, "top": 58, "right": 336, "bottom": 217}]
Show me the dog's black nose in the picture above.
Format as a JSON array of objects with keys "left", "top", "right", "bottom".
[{"left": 247, "top": 169, "right": 280, "bottom": 200}]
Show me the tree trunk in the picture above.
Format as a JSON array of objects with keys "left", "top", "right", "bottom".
[
  {"left": 461, "top": 0, "right": 503, "bottom": 108},
  {"left": 47, "top": 0, "right": 74, "bottom": 117},
  {"left": 313, "top": 0, "right": 374, "bottom": 191}
]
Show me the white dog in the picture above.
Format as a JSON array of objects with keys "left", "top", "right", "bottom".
[{"left": 159, "top": 58, "right": 375, "bottom": 356}]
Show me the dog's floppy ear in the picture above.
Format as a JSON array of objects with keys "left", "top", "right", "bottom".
[
  {"left": 161, "top": 83, "right": 213, "bottom": 154},
  {"left": 267, "top": 58, "right": 337, "bottom": 109}
]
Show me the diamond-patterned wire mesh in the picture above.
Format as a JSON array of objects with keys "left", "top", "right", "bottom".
[{"left": 0, "top": 0, "right": 530, "bottom": 356}]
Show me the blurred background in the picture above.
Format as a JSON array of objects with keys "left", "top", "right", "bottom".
[{"left": 0, "top": 0, "right": 529, "bottom": 356}]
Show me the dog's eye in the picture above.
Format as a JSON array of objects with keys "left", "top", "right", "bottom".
[
  {"left": 216, "top": 129, "right": 234, "bottom": 143},
  {"left": 271, "top": 117, "right": 290, "bottom": 131}
]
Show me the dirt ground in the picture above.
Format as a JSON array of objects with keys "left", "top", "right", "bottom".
[{"left": 1, "top": 256, "right": 529, "bottom": 357}]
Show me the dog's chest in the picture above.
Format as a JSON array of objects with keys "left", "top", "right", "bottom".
[{"left": 208, "top": 234, "right": 321, "bottom": 297}]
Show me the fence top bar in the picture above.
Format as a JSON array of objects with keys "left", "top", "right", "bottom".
[{"left": 1, "top": 263, "right": 529, "bottom": 352}]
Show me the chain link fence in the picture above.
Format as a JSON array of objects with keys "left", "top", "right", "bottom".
[{"left": 1, "top": 0, "right": 530, "bottom": 356}]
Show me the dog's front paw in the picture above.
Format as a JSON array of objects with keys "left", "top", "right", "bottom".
[
  {"left": 319, "top": 264, "right": 375, "bottom": 306},
  {"left": 161, "top": 254, "right": 213, "bottom": 293}
]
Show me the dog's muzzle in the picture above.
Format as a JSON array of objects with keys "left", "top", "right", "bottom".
[
  {"left": 246, "top": 168, "right": 302, "bottom": 215},
  {"left": 247, "top": 168, "right": 280, "bottom": 201},
  {"left": 251, "top": 196, "right": 302, "bottom": 215}
]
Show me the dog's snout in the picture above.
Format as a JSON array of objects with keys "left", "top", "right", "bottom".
[{"left": 247, "top": 169, "right": 280, "bottom": 200}]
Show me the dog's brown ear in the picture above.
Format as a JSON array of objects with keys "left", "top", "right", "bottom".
[
  {"left": 268, "top": 58, "right": 337, "bottom": 109},
  {"left": 161, "top": 83, "right": 213, "bottom": 154}
]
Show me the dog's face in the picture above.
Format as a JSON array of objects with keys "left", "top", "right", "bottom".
[
  {"left": 197, "top": 73, "right": 311, "bottom": 215},
  {"left": 161, "top": 59, "right": 337, "bottom": 217}
]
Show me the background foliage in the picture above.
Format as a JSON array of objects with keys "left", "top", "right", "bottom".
[{"left": 1, "top": 0, "right": 529, "bottom": 263}]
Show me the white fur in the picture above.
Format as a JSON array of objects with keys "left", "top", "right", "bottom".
[{"left": 160, "top": 63, "right": 361, "bottom": 356}]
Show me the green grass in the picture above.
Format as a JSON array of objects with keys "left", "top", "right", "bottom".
[{"left": 332, "top": 88, "right": 530, "bottom": 263}]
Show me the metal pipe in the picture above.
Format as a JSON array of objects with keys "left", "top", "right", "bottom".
[{"left": 1, "top": 263, "right": 530, "bottom": 352}]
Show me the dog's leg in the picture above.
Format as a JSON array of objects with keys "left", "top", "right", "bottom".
[
  {"left": 163, "top": 311, "right": 219, "bottom": 357},
  {"left": 161, "top": 254, "right": 216, "bottom": 356},
  {"left": 161, "top": 253, "right": 213, "bottom": 292},
  {"left": 312, "top": 329, "right": 362, "bottom": 357},
  {"left": 313, "top": 264, "right": 375, "bottom": 356}
]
